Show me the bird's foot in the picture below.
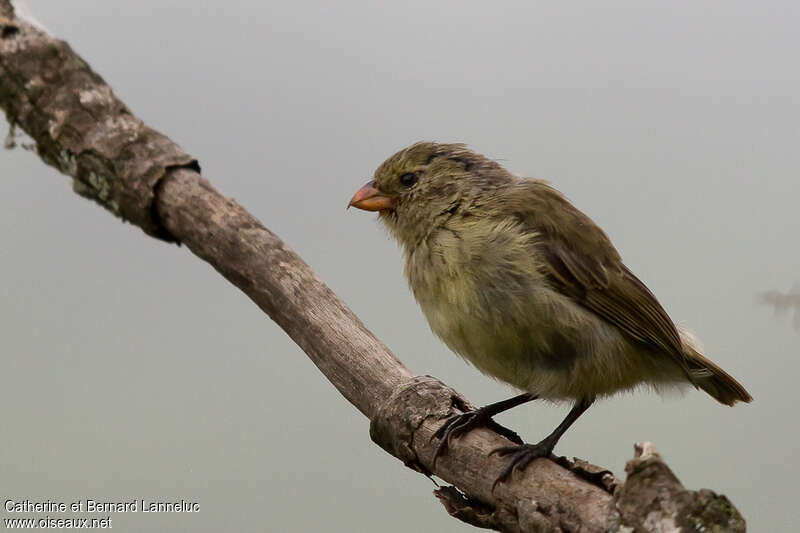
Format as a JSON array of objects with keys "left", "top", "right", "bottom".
[
  {"left": 431, "top": 407, "right": 523, "bottom": 468},
  {"left": 489, "top": 440, "right": 556, "bottom": 490}
]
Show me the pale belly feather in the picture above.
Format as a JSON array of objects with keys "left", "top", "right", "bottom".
[{"left": 407, "top": 224, "right": 687, "bottom": 401}]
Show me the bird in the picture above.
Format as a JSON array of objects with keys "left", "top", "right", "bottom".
[{"left": 348, "top": 141, "right": 751, "bottom": 486}]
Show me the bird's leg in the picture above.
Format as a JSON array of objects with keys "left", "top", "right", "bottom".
[
  {"left": 490, "top": 396, "right": 595, "bottom": 490},
  {"left": 432, "top": 393, "right": 537, "bottom": 467}
]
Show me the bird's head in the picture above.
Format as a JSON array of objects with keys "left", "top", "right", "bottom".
[{"left": 348, "top": 142, "right": 513, "bottom": 248}]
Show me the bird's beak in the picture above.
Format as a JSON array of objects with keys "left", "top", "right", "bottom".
[{"left": 347, "top": 180, "right": 397, "bottom": 211}]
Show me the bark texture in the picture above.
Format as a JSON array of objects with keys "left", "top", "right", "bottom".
[{"left": 0, "top": 3, "right": 746, "bottom": 531}]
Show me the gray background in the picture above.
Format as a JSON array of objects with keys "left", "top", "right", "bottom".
[{"left": 1, "top": 1, "right": 797, "bottom": 531}]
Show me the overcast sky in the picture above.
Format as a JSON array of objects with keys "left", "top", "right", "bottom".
[{"left": 2, "top": 1, "right": 798, "bottom": 531}]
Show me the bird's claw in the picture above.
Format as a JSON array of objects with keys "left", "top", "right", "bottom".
[
  {"left": 431, "top": 409, "right": 523, "bottom": 468},
  {"left": 489, "top": 441, "right": 555, "bottom": 491}
]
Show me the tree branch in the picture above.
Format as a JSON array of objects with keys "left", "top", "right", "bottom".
[{"left": 0, "top": 3, "right": 746, "bottom": 531}]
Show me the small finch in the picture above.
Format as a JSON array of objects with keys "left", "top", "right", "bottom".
[{"left": 349, "top": 142, "right": 751, "bottom": 485}]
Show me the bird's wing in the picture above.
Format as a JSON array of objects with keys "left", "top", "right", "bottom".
[{"left": 503, "top": 180, "right": 690, "bottom": 373}]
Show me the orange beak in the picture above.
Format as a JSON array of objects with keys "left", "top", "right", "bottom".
[{"left": 347, "top": 180, "right": 397, "bottom": 211}]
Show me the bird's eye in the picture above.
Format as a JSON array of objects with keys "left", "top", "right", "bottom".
[{"left": 399, "top": 172, "right": 418, "bottom": 187}]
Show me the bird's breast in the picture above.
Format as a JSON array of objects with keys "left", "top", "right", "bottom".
[
  {"left": 403, "top": 220, "right": 670, "bottom": 399},
  {"left": 404, "top": 221, "right": 552, "bottom": 387}
]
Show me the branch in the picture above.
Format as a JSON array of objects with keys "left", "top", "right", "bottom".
[{"left": 0, "top": 4, "right": 746, "bottom": 531}]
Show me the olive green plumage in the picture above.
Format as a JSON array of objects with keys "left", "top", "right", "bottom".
[{"left": 368, "top": 141, "right": 750, "bottom": 406}]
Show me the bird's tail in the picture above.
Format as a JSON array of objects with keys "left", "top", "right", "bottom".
[{"left": 683, "top": 344, "right": 752, "bottom": 406}]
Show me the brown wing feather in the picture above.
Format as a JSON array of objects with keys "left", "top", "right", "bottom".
[{"left": 506, "top": 180, "right": 690, "bottom": 375}]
